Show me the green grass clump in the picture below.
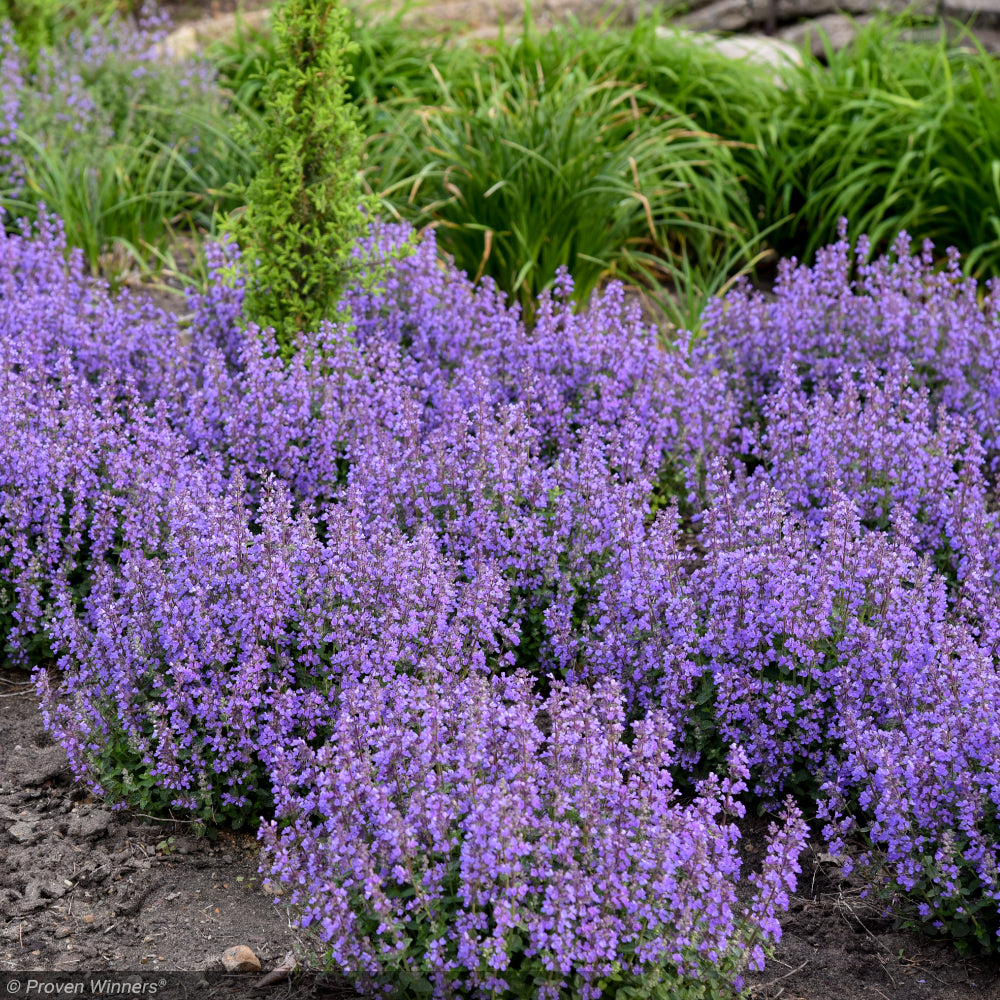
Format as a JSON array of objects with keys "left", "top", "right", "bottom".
[
  {"left": 1, "top": 14, "right": 254, "bottom": 282},
  {"left": 210, "top": 9, "right": 774, "bottom": 325},
  {"left": 362, "top": 18, "right": 765, "bottom": 322},
  {"left": 6, "top": 110, "right": 254, "bottom": 282},
  {"left": 8, "top": 3, "right": 1000, "bottom": 315},
  {"left": 741, "top": 16, "right": 1000, "bottom": 275}
]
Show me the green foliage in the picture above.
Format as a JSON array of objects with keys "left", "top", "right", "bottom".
[
  {"left": 2, "top": 15, "right": 254, "bottom": 282},
  {"left": 87, "top": 702, "right": 270, "bottom": 833},
  {"left": 0, "top": 0, "right": 133, "bottom": 70},
  {"left": 325, "top": 852, "right": 765, "bottom": 1000},
  {"left": 208, "top": 7, "right": 463, "bottom": 123},
  {"left": 364, "top": 33, "right": 759, "bottom": 322},
  {"left": 6, "top": 119, "right": 252, "bottom": 284},
  {"left": 200, "top": 10, "right": 1000, "bottom": 319},
  {"left": 9, "top": 2, "right": 1000, "bottom": 323},
  {"left": 492, "top": 13, "right": 778, "bottom": 144},
  {"left": 223, "top": 0, "right": 371, "bottom": 350},
  {"left": 203, "top": 11, "right": 283, "bottom": 117},
  {"left": 741, "top": 15, "right": 1000, "bottom": 276},
  {"left": 843, "top": 832, "right": 1000, "bottom": 955}
]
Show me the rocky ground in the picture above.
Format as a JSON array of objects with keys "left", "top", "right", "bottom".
[
  {"left": 0, "top": 666, "right": 357, "bottom": 998},
  {"left": 157, "top": 0, "right": 1000, "bottom": 64}
]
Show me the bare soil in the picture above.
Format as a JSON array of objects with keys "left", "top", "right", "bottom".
[{"left": 0, "top": 667, "right": 355, "bottom": 998}]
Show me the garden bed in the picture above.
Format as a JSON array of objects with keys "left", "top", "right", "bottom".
[
  {"left": 3, "top": 666, "right": 997, "bottom": 998},
  {"left": 4, "top": 2, "right": 1000, "bottom": 998}
]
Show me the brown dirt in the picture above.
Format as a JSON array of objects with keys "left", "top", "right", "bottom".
[
  {"left": 0, "top": 666, "right": 355, "bottom": 998},
  {"left": 3, "top": 663, "right": 999, "bottom": 998},
  {"left": 741, "top": 826, "right": 1000, "bottom": 1000}
]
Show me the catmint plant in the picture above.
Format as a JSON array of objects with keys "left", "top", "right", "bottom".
[
  {"left": 40, "top": 475, "right": 514, "bottom": 826},
  {"left": 261, "top": 671, "right": 808, "bottom": 999},
  {"left": 6, "top": 200, "right": 1000, "bottom": 962}
]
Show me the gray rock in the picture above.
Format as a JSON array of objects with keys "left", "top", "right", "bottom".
[
  {"left": 15, "top": 881, "right": 47, "bottom": 915},
  {"left": 159, "top": 9, "right": 272, "bottom": 60},
  {"left": 67, "top": 809, "right": 113, "bottom": 840},
  {"left": 39, "top": 880, "right": 68, "bottom": 900},
  {"left": 658, "top": 26, "right": 803, "bottom": 67},
  {"left": 942, "top": 0, "right": 1000, "bottom": 28},
  {"left": 682, "top": 0, "right": 754, "bottom": 32},
  {"left": 20, "top": 745, "right": 68, "bottom": 787},
  {"left": 8, "top": 820, "right": 36, "bottom": 844},
  {"left": 973, "top": 26, "right": 1000, "bottom": 51},
  {"left": 779, "top": 12, "right": 870, "bottom": 54},
  {"left": 681, "top": 0, "right": 935, "bottom": 32}
]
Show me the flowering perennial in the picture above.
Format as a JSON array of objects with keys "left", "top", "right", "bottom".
[
  {"left": 2, "top": 202, "right": 1000, "bottom": 989},
  {"left": 40, "top": 476, "right": 512, "bottom": 826},
  {"left": 262, "top": 671, "right": 807, "bottom": 999}
]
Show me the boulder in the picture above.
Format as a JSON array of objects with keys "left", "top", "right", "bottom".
[
  {"left": 681, "top": 0, "right": 935, "bottom": 33},
  {"left": 779, "top": 12, "right": 870, "bottom": 54},
  {"left": 656, "top": 26, "right": 803, "bottom": 80}
]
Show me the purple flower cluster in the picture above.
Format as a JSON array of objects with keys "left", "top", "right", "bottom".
[
  {"left": 561, "top": 471, "right": 920, "bottom": 793},
  {"left": 2, "top": 215, "right": 734, "bottom": 665},
  {"left": 0, "top": 212, "right": 811, "bottom": 989},
  {"left": 0, "top": 347, "right": 220, "bottom": 664},
  {"left": 697, "top": 222, "right": 1000, "bottom": 462},
  {"left": 823, "top": 612, "right": 1000, "bottom": 949},
  {"left": 562, "top": 468, "right": 1000, "bottom": 943},
  {"left": 5, "top": 201, "right": 1000, "bottom": 975},
  {"left": 262, "top": 670, "right": 807, "bottom": 998},
  {"left": 690, "top": 226, "right": 1000, "bottom": 946},
  {"left": 748, "top": 358, "right": 1000, "bottom": 635},
  {"left": 39, "top": 475, "right": 512, "bottom": 825}
]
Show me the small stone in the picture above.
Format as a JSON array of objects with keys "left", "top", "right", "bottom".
[
  {"left": 68, "top": 809, "right": 112, "bottom": 840},
  {"left": 55, "top": 926, "right": 72, "bottom": 939},
  {"left": 80, "top": 915, "right": 95, "bottom": 925},
  {"left": 221, "top": 945, "right": 261, "bottom": 974},
  {"left": 20, "top": 746, "right": 68, "bottom": 787},
  {"left": 40, "top": 881, "right": 67, "bottom": 900},
  {"left": 8, "top": 820, "right": 36, "bottom": 843}
]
